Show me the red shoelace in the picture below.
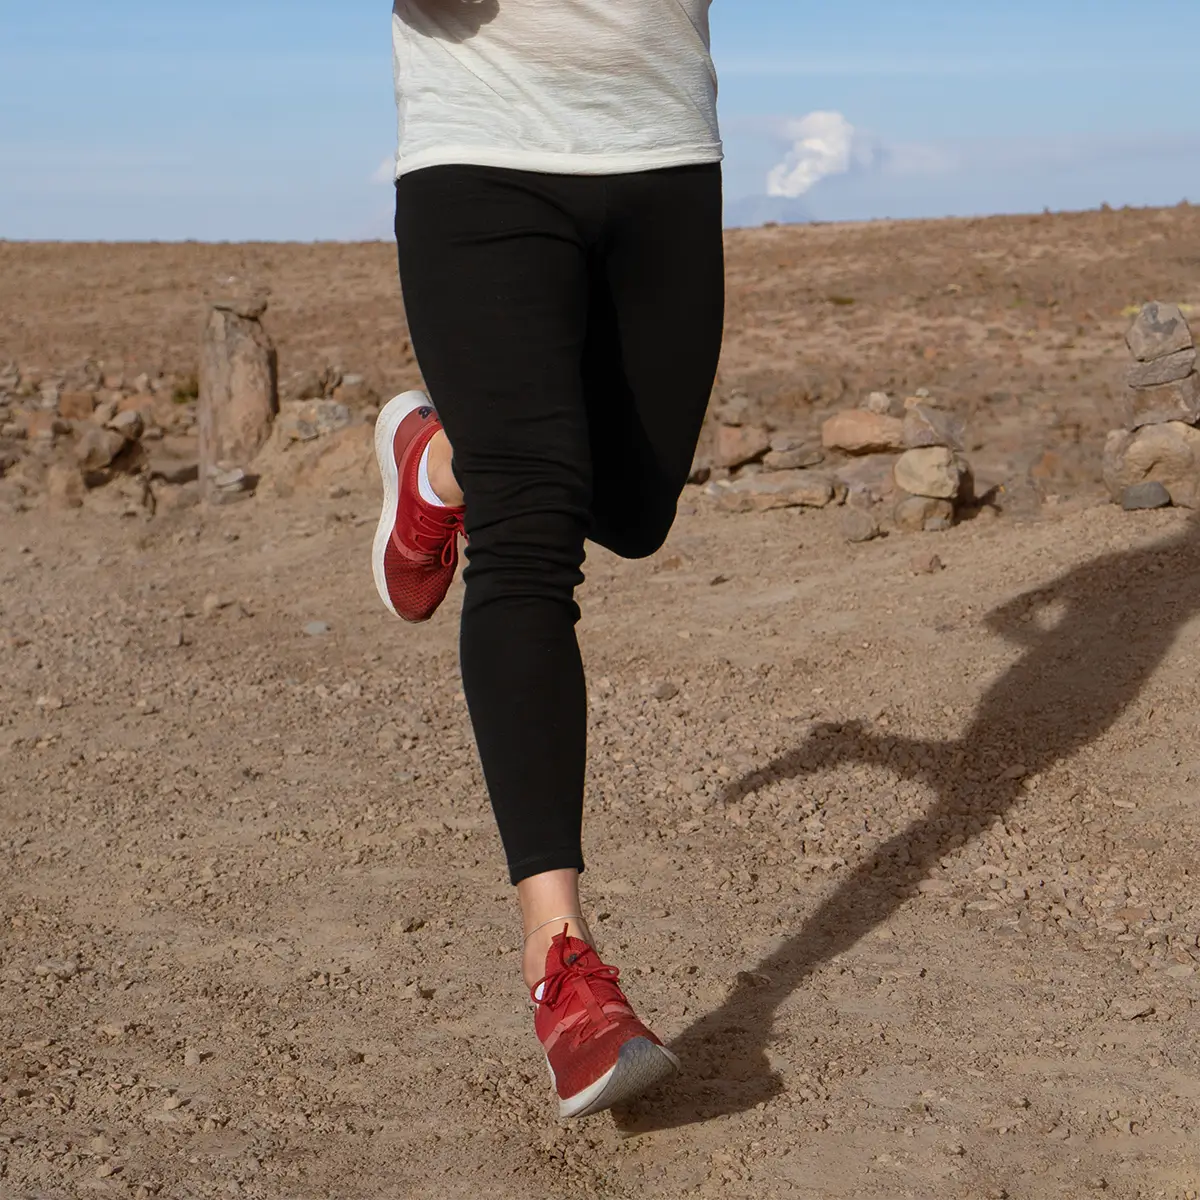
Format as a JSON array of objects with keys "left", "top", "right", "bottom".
[
  {"left": 407, "top": 505, "right": 465, "bottom": 565},
  {"left": 532, "top": 931, "right": 625, "bottom": 1045}
]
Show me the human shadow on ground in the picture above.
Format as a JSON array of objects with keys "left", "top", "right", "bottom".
[
  {"left": 619, "top": 514, "right": 1200, "bottom": 1132},
  {"left": 393, "top": 0, "right": 499, "bottom": 43}
]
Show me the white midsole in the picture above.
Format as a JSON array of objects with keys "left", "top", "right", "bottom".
[
  {"left": 371, "top": 390, "right": 431, "bottom": 617},
  {"left": 549, "top": 1042, "right": 681, "bottom": 1120}
]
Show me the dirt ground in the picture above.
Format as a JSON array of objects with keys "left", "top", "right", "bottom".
[{"left": 3, "top": 212, "right": 1200, "bottom": 1199}]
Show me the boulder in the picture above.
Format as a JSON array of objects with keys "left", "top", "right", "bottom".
[
  {"left": 821, "top": 410, "right": 905, "bottom": 455},
  {"left": 893, "top": 447, "right": 969, "bottom": 500},
  {"left": 1126, "top": 302, "right": 1193, "bottom": 362},
  {"left": 1125, "top": 372, "right": 1200, "bottom": 429},
  {"left": 1103, "top": 422, "right": 1200, "bottom": 508},
  {"left": 198, "top": 298, "right": 278, "bottom": 501}
]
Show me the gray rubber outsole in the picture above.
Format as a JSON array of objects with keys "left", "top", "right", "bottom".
[{"left": 564, "top": 1038, "right": 680, "bottom": 1119}]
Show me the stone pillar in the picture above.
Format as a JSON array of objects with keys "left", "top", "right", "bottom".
[{"left": 198, "top": 293, "right": 278, "bottom": 501}]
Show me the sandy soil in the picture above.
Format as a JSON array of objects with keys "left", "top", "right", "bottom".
[{"left": 3, "top": 212, "right": 1200, "bottom": 1199}]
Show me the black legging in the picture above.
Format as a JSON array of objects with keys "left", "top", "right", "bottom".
[{"left": 395, "top": 163, "right": 725, "bottom": 884}]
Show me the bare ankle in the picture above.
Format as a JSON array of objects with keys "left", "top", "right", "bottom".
[
  {"left": 427, "top": 430, "right": 464, "bottom": 507},
  {"left": 524, "top": 917, "right": 593, "bottom": 990}
]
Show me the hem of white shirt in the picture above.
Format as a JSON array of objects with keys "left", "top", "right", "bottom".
[{"left": 392, "top": 143, "right": 724, "bottom": 180}]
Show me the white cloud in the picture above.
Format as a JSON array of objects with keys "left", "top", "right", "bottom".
[
  {"left": 372, "top": 156, "right": 397, "bottom": 185},
  {"left": 762, "top": 112, "right": 954, "bottom": 202},
  {"left": 766, "top": 111, "right": 858, "bottom": 199}
]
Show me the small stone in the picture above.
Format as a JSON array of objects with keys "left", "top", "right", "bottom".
[
  {"left": 47, "top": 464, "right": 85, "bottom": 510},
  {"left": 894, "top": 447, "right": 967, "bottom": 500},
  {"left": 840, "top": 509, "right": 880, "bottom": 543},
  {"left": 862, "top": 391, "right": 895, "bottom": 415},
  {"left": 1126, "top": 301, "right": 1192, "bottom": 362},
  {"left": 714, "top": 424, "right": 771, "bottom": 470},
  {"left": 202, "top": 594, "right": 223, "bottom": 618},
  {"left": 822, "top": 410, "right": 905, "bottom": 455},
  {"left": 903, "top": 404, "right": 966, "bottom": 451},
  {"left": 1121, "top": 481, "right": 1172, "bottom": 510},
  {"left": 653, "top": 681, "right": 680, "bottom": 701},
  {"left": 917, "top": 878, "right": 954, "bottom": 895},
  {"left": 76, "top": 426, "right": 127, "bottom": 471},
  {"left": 96, "top": 1161, "right": 118, "bottom": 1179},
  {"left": 910, "top": 552, "right": 945, "bottom": 574},
  {"left": 162, "top": 1095, "right": 184, "bottom": 1111},
  {"left": 24, "top": 410, "right": 66, "bottom": 441},
  {"left": 211, "top": 466, "right": 247, "bottom": 491},
  {"left": 35, "top": 694, "right": 64, "bottom": 711},
  {"left": 58, "top": 391, "right": 97, "bottom": 421},
  {"left": 762, "top": 445, "right": 823, "bottom": 472},
  {"left": 717, "top": 470, "right": 834, "bottom": 512},
  {"left": 1166, "top": 963, "right": 1195, "bottom": 979},
  {"left": 1125, "top": 373, "right": 1200, "bottom": 428},
  {"left": 1127, "top": 346, "right": 1196, "bottom": 388},
  {"left": 109, "top": 409, "right": 144, "bottom": 440},
  {"left": 1112, "top": 998, "right": 1154, "bottom": 1020},
  {"left": 89, "top": 1136, "right": 115, "bottom": 1156},
  {"left": 894, "top": 494, "right": 955, "bottom": 533},
  {"left": 304, "top": 621, "right": 331, "bottom": 637}
]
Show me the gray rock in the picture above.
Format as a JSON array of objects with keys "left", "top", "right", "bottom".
[
  {"left": 833, "top": 453, "right": 898, "bottom": 505},
  {"left": 1121, "top": 481, "right": 1172, "bottom": 510},
  {"left": 1126, "top": 372, "right": 1200, "bottom": 428},
  {"left": 903, "top": 404, "right": 966, "bottom": 451},
  {"left": 717, "top": 469, "right": 835, "bottom": 512},
  {"left": 1126, "top": 302, "right": 1193, "bottom": 362},
  {"left": 304, "top": 621, "right": 331, "bottom": 637},
  {"left": 762, "top": 445, "right": 824, "bottom": 472},
  {"left": 1127, "top": 346, "right": 1196, "bottom": 388},
  {"left": 840, "top": 509, "right": 881, "bottom": 543}
]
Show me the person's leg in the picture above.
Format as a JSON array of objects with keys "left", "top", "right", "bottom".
[
  {"left": 394, "top": 166, "right": 600, "bottom": 983},
  {"left": 584, "top": 164, "right": 726, "bottom": 557}
]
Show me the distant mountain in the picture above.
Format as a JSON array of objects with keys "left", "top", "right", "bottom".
[{"left": 724, "top": 194, "right": 814, "bottom": 229}]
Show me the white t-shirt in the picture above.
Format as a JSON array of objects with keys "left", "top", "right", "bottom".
[{"left": 391, "top": 0, "right": 721, "bottom": 178}]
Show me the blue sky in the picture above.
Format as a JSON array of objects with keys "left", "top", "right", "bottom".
[{"left": 3, "top": 0, "right": 1200, "bottom": 239}]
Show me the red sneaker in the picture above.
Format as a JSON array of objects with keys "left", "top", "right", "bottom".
[
  {"left": 533, "top": 929, "right": 679, "bottom": 1119},
  {"left": 372, "top": 391, "right": 465, "bottom": 622}
]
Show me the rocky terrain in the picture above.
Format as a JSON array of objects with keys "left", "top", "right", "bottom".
[{"left": 2, "top": 207, "right": 1200, "bottom": 1200}]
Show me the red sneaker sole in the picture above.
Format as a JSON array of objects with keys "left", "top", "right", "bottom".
[
  {"left": 555, "top": 1037, "right": 680, "bottom": 1120},
  {"left": 371, "top": 390, "right": 432, "bottom": 619}
]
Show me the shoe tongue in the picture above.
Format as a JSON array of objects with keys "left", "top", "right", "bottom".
[{"left": 548, "top": 934, "right": 600, "bottom": 974}]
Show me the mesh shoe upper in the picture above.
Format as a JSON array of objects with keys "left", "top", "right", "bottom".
[
  {"left": 532, "top": 930, "right": 664, "bottom": 1103},
  {"left": 382, "top": 406, "right": 465, "bottom": 622}
]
